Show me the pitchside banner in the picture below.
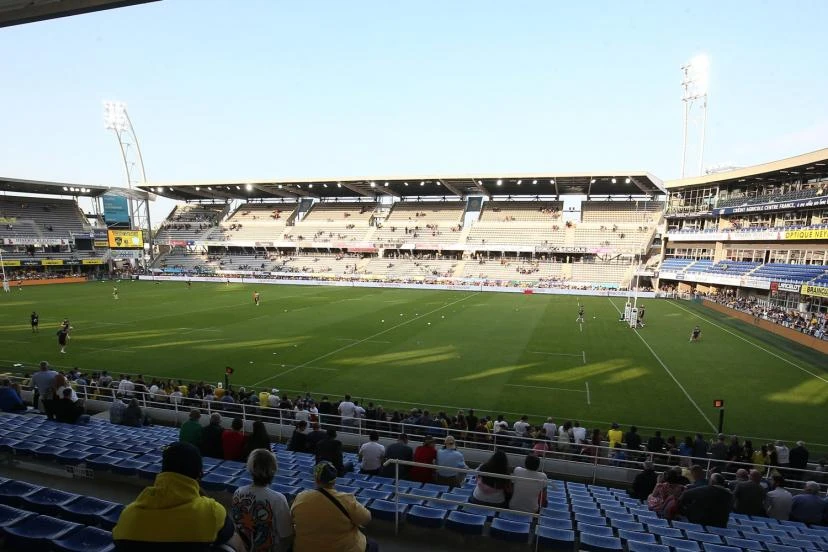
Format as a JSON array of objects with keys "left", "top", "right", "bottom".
[
  {"left": 800, "top": 284, "right": 828, "bottom": 298},
  {"left": 713, "top": 196, "right": 828, "bottom": 216},
  {"left": 784, "top": 228, "right": 828, "bottom": 240},
  {"left": 107, "top": 229, "right": 144, "bottom": 248},
  {"left": 103, "top": 194, "right": 131, "bottom": 225}
]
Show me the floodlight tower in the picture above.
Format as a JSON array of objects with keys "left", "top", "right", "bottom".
[
  {"left": 680, "top": 55, "right": 710, "bottom": 177},
  {"left": 103, "top": 101, "right": 153, "bottom": 263}
]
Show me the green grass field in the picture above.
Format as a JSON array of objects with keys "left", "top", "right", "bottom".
[{"left": 1, "top": 280, "right": 826, "bottom": 453}]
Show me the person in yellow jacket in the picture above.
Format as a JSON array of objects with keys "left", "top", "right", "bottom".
[
  {"left": 113, "top": 442, "right": 246, "bottom": 551},
  {"left": 291, "top": 461, "right": 376, "bottom": 552}
]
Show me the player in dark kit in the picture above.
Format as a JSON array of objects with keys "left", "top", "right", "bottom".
[
  {"left": 637, "top": 305, "right": 646, "bottom": 328},
  {"left": 30, "top": 311, "right": 39, "bottom": 333},
  {"left": 690, "top": 325, "right": 701, "bottom": 342},
  {"left": 576, "top": 305, "right": 585, "bottom": 323},
  {"left": 187, "top": 280, "right": 192, "bottom": 288},
  {"left": 57, "top": 326, "right": 69, "bottom": 353}
]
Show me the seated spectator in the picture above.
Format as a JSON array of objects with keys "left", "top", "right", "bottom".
[
  {"left": 316, "top": 428, "right": 353, "bottom": 476},
  {"left": 733, "top": 469, "right": 767, "bottom": 516},
  {"left": 678, "top": 473, "right": 733, "bottom": 527},
  {"left": 53, "top": 388, "right": 89, "bottom": 424},
  {"left": 409, "top": 436, "right": 438, "bottom": 484},
  {"left": 202, "top": 413, "right": 224, "bottom": 459},
  {"left": 232, "top": 449, "right": 293, "bottom": 552},
  {"left": 122, "top": 398, "right": 149, "bottom": 427},
  {"left": 305, "top": 422, "right": 327, "bottom": 454},
  {"left": 291, "top": 461, "right": 376, "bottom": 552},
  {"left": 686, "top": 464, "right": 707, "bottom": 489},
  {"left": 789, "top": 481, "right": 825, "bottom": 524},
  {"left": 509, "top": 454, "right": 548, "bottom": 513},
  {"left": 471, "top": 450, "right": 512, "bottom": 508},
  {"left": 765, "top": 474, "right": 793, "bottom": 521},
  {"left": 179, "top": 409, "right": 204, "bottom": 449},
  {"left": 435, "top": 435, "right": 467, "bottom": 488},
  {"left": 243, "top": 420, "right": 271, "bottom": 459},
  {"left": 358, "top": 431, "right": 385, "bottom": 476},
  {"left": 223, "top": 417, "right": 248, "bottom": 461},
  {"left": 380, "top": 433, "right": 413, "bottom": 480},
  {"left": 631, "top": 461, "right": 658, "bottom": 500},
  {"left": 113, "top": 441, "right": 244, "bottom": 551},
  {"left": 0, "top": 379, "right": 25, "bottom": 412},
  {"left": 287, "top": 420, "right": 309, "bottom": 452},
  {"left": 110, "top": 394, "right": 127, "bottom": 424},
  {"left": 647, "top": 469, "right": 684, "bottom": 519}
]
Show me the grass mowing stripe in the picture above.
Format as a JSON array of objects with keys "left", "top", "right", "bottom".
[
  {"left": 250, "top": 292, "right": 478, "bottom": 387},
  {"left": 608, "top": 298, "right": 717, "bottom": 432},
  {"left": 504, "top": 383, "right": 587, "bottom": 393},
  {"left": 669, "top": 300, "right": 828, "bottom": 384}
]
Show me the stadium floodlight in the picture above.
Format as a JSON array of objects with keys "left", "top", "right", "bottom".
[
  {"left": 103, "top": 101, "right": 128, "bottom": 131},
  {"left": 384, "top": 182, "right": 388, "bottom": 187},
  {"left": 404, "top": 182, "right": 408, "bottom": 186},
  {"left": 590, "top": 178, "right": 596, "bottom": 184},
  {"left": 370, "top": 182, "right": 376, "bottom": 188},
  {"left": 681, "top": 54, "right": 710, "bottom": 177},
  {"left": 532, "top": 180, "right": 537, "bottom": 184},
  {"left": 625, "top": 177, "right": 631, "bottom": 184},
  {"left": 611, "top": 178, "right": 617, "bottom": 184},
  {"left": 517, "top": 179, "right": 522, "bottom": 185},
  {"left": 496, "top": 179, "right": 502, "bottom": 186},
  {"left": 549, "top": 179, "right": 554, "bottom": 184},
  {"left": 245, "top": 184, "right": 252, "bottom": 191}
]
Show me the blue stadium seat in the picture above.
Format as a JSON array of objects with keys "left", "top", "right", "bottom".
[
  {"left": 357, "top": 489, "right": 391, "bottom": 501},
  {"left": 367, "top": 500, "right": 407, "bottom": 521},
  {"left": 535, "top": 526, "right": 576, "bottom": 551},
  {"left": 706, "top": 527, "right": 742, "bottom": 538},
  {"left": 109, "top": 459, "right": 147, "bottom": 476},
  {"left": 3, "top": 514, "right": 81, "bottom": 551},
  {"left": 760, "top": 530, "right": 791, "bottom": 540},
  {"left": 578, "top": 523, "right": 614, "bottom": 537},
  {"left": 702, "top": 545, "right": 742, "bottom": 552},
  {"left": 445, "top": 511, "right": 486, "bottom": 536},
  {"left": 350, "top": 480, "right": 379, "bottom": 491},
  {"left": 58, "top": 497, "right": 121, "bottom": 526},
  {"left": 334, "top": 484, "right": 359, "bottom": 494},
  {"left": 51, "top": 526, "right": 114, "bottom": 552},
  {"left": 440, "top": 492, "right": 470, "bottom": 505},
  {"left": 406, "top": 505, "right": 447, "bottom": 528},
  {"left": 490, "top": 518, "right": 531, "bottom": 543},
  {"left": 765, "top": 545, "right": 806, "bottom": 552},
  {"left": 394, "top": 495, "right": 426, "bottom": 506},
  {"left": 33, "top": 445, "right": 69, "bottom": 461},
  {"left": 674, "top": 521, "right": 705, "bottom": 532},
  {"left": 0, "top": 504, "right": 35, "bottom": 534},
  {"left": 408, "top": 488, "right": 440, "bottom": 499},
  {"left": 541, "top": 507, "right": 572, "bottom": 519},
  {"left": 628, "top": 542, "right": 670, "bottom": 552},
  {"left": 272, "top": 475, "right": 299, "bottom": 486},
  {"left": 498, "top": 510, "right": 534, "bottom": 523},
  {"left": 21, "top": 489, "right": 79, "bottom": 516},
  {"left": 686, "top": 531, "right": 725, "bottom": 544},
  {"left": 747, "top": 533, "right": 780, "bottom": 545},
  {"left": 421, "top": 483, "right": 450, "bottom": 494},
  {"left": 647, "top": 525, "right": 684, "bottom": 539},
  {"left": 661, "top": 536, "right": 702, "bottom": 552},
  {"left": 612, "top": 520, "right": 645, "bottom": 532},
  {"left": 576, "top": 513, "right": 608, "bottom": 526},
  {"left": 56, "top": 450, "right": 93, "bottom": 466},
  {"left": 778, "top": 521, "right": 808, "bottom": 531},
  {"left": 618, "top": 529, "right": 657, "bottom": 543},
  {"left": 779, "top": 539, "right": 819, "bottom": 550},
  {"left": 368, "top": 476, "right": 394, "bottom": 486},
  {"left": 725, "top": 537, "right": 766, "bottom": 551},
  {"left": 200, "top": 473, "right": 234, "bottom": 492},
  {"left": 0, "top": 480, "right": 41, "bottom": 507},
  {"left": 137, "top": 464, "right": 162, "bottom": 480},
  {"left": 539, "top": 517, "right": 573, "bottom": 530},
  {"left": 580, "top": 532, "right": 623, "bottom": 552},
  {"left": 425, "top": 499, "right": 457, "bottom": 511}
]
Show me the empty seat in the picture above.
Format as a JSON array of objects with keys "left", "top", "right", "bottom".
[
  {"left": 707, "top": 527, "right": 742, "bottom": 538},
  {"left": 200, "top": 473, "right": 234, "bottom": 492},
  {"left": 779, "top": 539, "right": 819, "bottom": 550},
  {"left": 612, "top": 520, "right": 645, "bottom": 532},
  {"left": 540, "top": 517, "right": 574, "bottom": 530},
  {"left": 367, "top": 500, "right": 407, "bottom": 522},
  {"left": 647, "top": 525, "right": 684, "bottom": 539},
  {"left": 747, "top": 533, "right": 780, "bottom": 544},
  {"left": 21, "top": 489, "right": 79, "bottom": 516},
  {"left": 661, "top": 536, "right": 702, "bottom": 551},
  {"left": 357, "top": 489, "right": 390, "bottom": 501},
  {"left": 536, "top": 526, "right": 576, "bottom": 550},
  {"left": 0, "top": 480, "right": 41, "bottom": 507},
  {"left": 4, "top": 514, "right": 81, "bottom": 550},
  {"left": 619, "top": 529, "right": 657, "bottom": 543},
  {"left": 56, "top": 450, "right": 93, "bottom": 466},
  {"left": 542, "top": 508, "right": 572, "bottom": 519},
  {"left": 674, "top": 521, "right": 705, "bottom": 532},
  {"left": 110, "top": 459, "right": 147, "bottom": 476},
  {"left": 408, "top": 488, "right": 440, "bottom": 498},
  {"left": 702, "top": 545, "right": 742, "bottom": 552},
  {"left": 576, "top": 513, "right": 608, "bottom": 526},
  {"left": 490, "top": 518, "right": 531, "bottom": 543},
  {"left": 406, "top": 505, "right": 447, "bottom": 528},
  {"left": 0, "top": 504, "right": 35, "bottom": 534},
  {"left": 460, "top": 504, "right": 496, "bottom": 520},
  {"left": 765, "top": 545, "right": 807, "bottom": 552},
  {"left": 499, "top": 510, "right": 534, "bottom": 523},
  {"left": 687, "top": 531, "right": 725, "bottom": 544},
  {"left": 580, "top": 532, "right": 623, "bottom": 552},
  {"left": 51, "top": 526, "right": 114, "bottom": 552},
  {"left": 628, "top": 542, "right": 670, "bottom": 552},
  {"left": 58, "top": 497, "right": 120, "bottom": 526},
  {"left": 579, "top": 523, "right": 614, "bottom": 537},
  {"left": 445, "top": 511, "right": 486, "bottom": 535},
  {"left": 725, "top": 537, "right": 765, "bottom": 550}
]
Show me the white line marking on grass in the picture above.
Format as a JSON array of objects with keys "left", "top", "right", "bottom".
[
  {"left": 334, "top": 338, "right": 392, "bottom": 344},
  {"left": 529, "top": 351, "right": 583, "bottom": 358},
  {"left": 579, "top": 323, "right": 583, "bottom": 333},
  {"left": 271, "top": 363, "right": 338, "bottom": 372},
  {"left": 608, "top": 298, "right": 717, "bottom": 432},
  {"left": 582, "top": 351, "right": 587, "bottom": 365},
  {"left": 251, "top": 293, "right": 478, "bottom": 387},
  {"left": 586, "top": 382, "right": 591, "bottom": 405},
  {"left": 505, "top": 383, "right": 587, "bottom": 393},
  {"left": 670, "top": 300, "right": 828, "bottom": 384}
]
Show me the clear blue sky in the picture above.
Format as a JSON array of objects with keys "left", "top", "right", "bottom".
[{"left": 1, "top": 0, "right": 827, "bottom": 221}]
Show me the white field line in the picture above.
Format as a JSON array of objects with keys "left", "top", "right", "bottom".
[
  {"left": 334, "top": 338, "right": 392, "bottom": 344},
  {"left": 251, "top": 293, "right": 477, "bottom": 387},
  {"left": 529, "top": 351, "right": 583, "bottom": 358},
  {"left": 586, "top": 382, "right": 591, "bottom": 405},
  {"left": 505, "top": 383, "right": 587, "bottom": 393},
  {"left": 270, "top": 363, "right": 338, "bottom": 372},
  {"left": 670, "top": 300, "right": 828, "bottom": 384},
  {"left": 608, "top": 298, "right": 717, "bottom": 432},
  {"left": 582, "top": 351, "right": 587, "bottom": 365},
  {"left": 579, "top": 323, "right": 583, "bottom": 333}
]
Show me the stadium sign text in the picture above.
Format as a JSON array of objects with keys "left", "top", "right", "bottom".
[
  {"left": 713, "top": 196, "right": 828, "bottom": 216},
  {"left": 800, "top": 284, "right": 828, "bottom": 299},
  {"left": 783, "top": 228, "right": 828, "bottom": 241}
]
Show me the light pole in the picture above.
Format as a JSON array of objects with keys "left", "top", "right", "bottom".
[{"left": 680, "top": 55, "right": 710, "bottom": 178}]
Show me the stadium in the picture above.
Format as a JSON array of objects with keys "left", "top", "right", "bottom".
[{"left": 1, "top": 2, "right": 827, "bottom": 551}]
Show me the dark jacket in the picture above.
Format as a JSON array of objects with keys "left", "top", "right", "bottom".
[
  {"left": 287, "top": 430, "right": 308, "bottom": 453},
  {"left": 53, "top": 398, "right": 84, "bottom": 424},
  {"left": 306, "top": 430, "right": 327, "bottom": 453},
  {"left": 201, "top": 423, "right": 224, "bottom": 459},
  {"left": 679, "top": 484, "right": 733, "bottom": 527},
  {"left": 788, "top": 446, "right": 809, "bottom": 471},
  {"left": 380, "top": 441, "right": 414, "bottom": 479},
  {"left": 625, "top": 431, "right": 642, "bottom": 452},
  {"left": 316, "top": 437, "right": 344, "bottom": 472},
  {"left": 631, "top": 468, "right": 658, "bottom": 500},
  {"left": 732, "top": 480, "right": 767, "bottom": 516}
]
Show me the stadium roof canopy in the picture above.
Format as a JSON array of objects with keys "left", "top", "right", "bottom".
[
  {"left": 0, "top": 176, "right": 149, "bottom": 199},
  {"left": 664, "top": 148, "right": 828, "bottom": 190},
  {"left": 0, "top": 0, "right": 157, "bottom": 28},
  {"left": 138, "top": 172, "right": 664, "bottom": 202}
]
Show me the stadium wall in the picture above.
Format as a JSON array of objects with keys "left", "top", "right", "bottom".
[
  {"left": 13, "top": 276, "right": 88, "bottom": 286},
  {"left": 136, "top": 274, "right": 658, "bottom": 298},
  {"left": 702, "top": 299, "right": 828, "bottom": 354}
]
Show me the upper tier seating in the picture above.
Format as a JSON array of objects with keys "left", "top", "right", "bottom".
[
  {"left": 207, "top": 203, "right": 297, "bottom": 241},
  {"left": 478, "top": 201, "right": 562, "bottom": 223},
  {"left": 461, "top": 260, "right": 562, "bottom": 282},
  {"left": 573, "top": 225, "right": 651, "bottom": 251},
  {"left": 155, "top": 204, "right": 224, "bottom": 242},
  {"left": 286, "top": 202, "right": 376, "bottom": 244},
  {"left": 717, "top": 187, "right": 822, "bottom": 209},
  {"left": 373, "top": 203, "right": 465, "bottom": 246},
  {"left": 302, "top": 202, "right": 376, "bottom": 223},
  {"left": 659, "top": 258, "right": 697, "bottom": 271},
  {"left": 0, "top": 197, "right": 89, "bottom": 238},
  {"left": 749, "top": 263, "right": 828, "bottom": 283},
  {"left": 363, "top": 258, "right": 459, "bottom": 279},
  {"left": 273, "top": 254, "right": 360, "bottom": 275},
  {"left": 581, "top": 201, "right": 664, "bottom": 224},
  {"left": 706, "top": 261, "right": 761, "bottom": 276}
]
